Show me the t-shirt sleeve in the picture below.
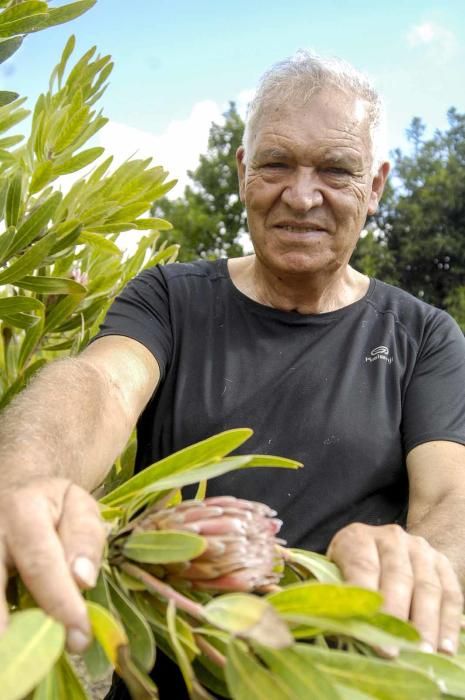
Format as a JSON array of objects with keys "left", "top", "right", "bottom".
[
  {"left": 402, "top": 310, "right": 465, "bottom": 453},
  {"left": 93, "top": 266, "right": 173, "bottom": 379}
]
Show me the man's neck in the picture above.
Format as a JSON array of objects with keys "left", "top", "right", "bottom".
[{"left": 228, "top": 256, "right": 370, "bottom": 315}]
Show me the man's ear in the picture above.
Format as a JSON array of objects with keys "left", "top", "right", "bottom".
[
  {"left": 236, "top": 146, "right": 246, "bottom": 203},
  {"left": 367, "top": 161, "right": 390, "bottom": 216}
]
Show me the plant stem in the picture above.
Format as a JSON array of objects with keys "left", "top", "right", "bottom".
[
  {"left": 121, "top": 561, "right": 205, "bottom": 620},
  {"left": 194, "top": 635, "right": 227, "bottom": 669}
]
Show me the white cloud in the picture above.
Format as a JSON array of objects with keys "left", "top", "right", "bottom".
[
  {"left": 97, "top": 99, "right": 223, "bottom": 198},
  {"left": 406, "top": 21, "right": 458, "bottom": 59}
]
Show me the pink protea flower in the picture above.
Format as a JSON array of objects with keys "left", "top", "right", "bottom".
[{"left": 136, "top": 496, "right": 284, "bottom": 592}]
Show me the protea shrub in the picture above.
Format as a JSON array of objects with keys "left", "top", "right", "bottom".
[{"left": 4, "top": 429, "right": 465, "bottom": 700}]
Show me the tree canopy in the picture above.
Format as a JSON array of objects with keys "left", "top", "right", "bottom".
[{"left": 154, "top": 102, "right": 246, "bottom": 260}]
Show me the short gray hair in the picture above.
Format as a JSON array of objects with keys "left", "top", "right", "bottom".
[{"left": 243, "top": 50, "right": 388, "bottom": 173}]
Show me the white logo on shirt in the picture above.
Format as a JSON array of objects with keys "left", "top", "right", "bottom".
[{"left": 365, "top": 345, "right": 393, "bottom": 364}]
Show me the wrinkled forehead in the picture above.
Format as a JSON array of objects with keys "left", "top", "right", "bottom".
[{"left": 248, "top": 87, "right": 373, "bottom": 153}]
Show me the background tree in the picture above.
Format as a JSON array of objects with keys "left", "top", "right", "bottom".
[
  {"left": 154, "top": 102, "right": 246, "bottom": 260},
  {"left": 352, "top": 109, "right": 465, "bottom": 317}
]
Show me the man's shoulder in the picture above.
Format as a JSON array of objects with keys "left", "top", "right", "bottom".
[
  {"left": 155, "top": 258, "right": 227, "bottom": 283},
  {"left": 368, "top": 278, "right": 459, "bottom": 343}
]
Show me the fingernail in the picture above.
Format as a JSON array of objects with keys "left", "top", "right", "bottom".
[
  {"left": 379, "top": 646, "right": 399, "bottom": 658},
  {"left": 419, "top": 642, "right": 434, "bottom": 654},
  {"left": 72, "top": 556, "right": 97, "bottom": 588},
  {"left": 67, "top": 627, "right": 90, "bottom": 653},
  {"left": 439, "top": 638, "right": 456, "bottom": 655}
]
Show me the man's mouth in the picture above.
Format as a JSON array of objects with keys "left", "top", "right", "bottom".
[{"left": 275, "top": 223, "right": 327, "bottom": 233}]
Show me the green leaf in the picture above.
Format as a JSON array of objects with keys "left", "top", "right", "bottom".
[
  {"left": 101, "top": 428, "right": 253, "bottom": 506},
  {"left": 286, "top": 549, "right": 343, "bottom": 584},
  {"left": 33, "top": 653, "right": 90, "bottom": 700},
  {"left": 52, "top": 146, "right": 104, "bottom": 176},
  {"left": 29, "top": 161, "right": 54, "bottom": 195},
  {"left": 43, "top": 293, "right": 83, "bottom": 334},
  {"left": 107, "top": 577, "right": 156, "bottom": 673},
  {"left": 166, "top": 600, "right": 199, "bottom": 696},
  {"left": 18, "top": 312, "right": 44, "bottom": 370},
  {"left": 240, "top": 454, "right": 302, "bottom": 469},
  {"left": 56, "top": 34, "right": 75, "bottom": 86},
  {"left": 225, "top": 640, "right": 293, "bottom": 700},
  {"left": 0, "top": 134, "right": 23, "bottom": 148},
  {"left": 35, "top": 0, "right": 96, "bottom": 30},
  {"left": 53, "top": 104, "right": 90, "bottom": 154},
  {"left": 86, "top": 600, "right": 128, "bottom": 669},
  {"left": 0, "top": 36, "right": 22, "bottom": 64},
  {"left": 204, "top": 594, "right": 293, "bottom": 649},
  {"left": 267, "top": 583, "right": 382, "bottom": 620},
  {"left": 0, "top": 90, "right": 18, "bottom": 106},
  {"left": 0, "top": 106, "right": 29, "bottom": 134},
  {"left": 399, "top": 649, "right": 465, "bottom": 698},
  {"left": 79, "top": 230, "right": 122, "bottom": 255},
  {"left": 292, "top": 644, "right": 440, "bottom": 700},
  {"left": 5, "top": 171, "right": 22, "bottom": 227},
  {"left": 290, "top": 615, "right": 419, "bottom": 650},
  {"left": 0, "top": 609, "right": 65, "bottom": 700},
  {"left": 0, "top": 296, "right": 44, "bottom": 315},
  {"left": 16, "top": 275, "right": 86, "bottom": 295},
  {"left": 0, "top": 2, "right": 48, "bottom": 38},
  {"left": 123, "top": 530, "right": 207, "bottom": 565},
  {"left": 0, "top": 232, "right": 56, "bottom": 284},
  {"left": 7, "top": 191, "right": 62, "bottom": 258},
  {"left": 133, "top": 217, "right": 173, "bottom": 231},
  {"left": 82, "top": 572, "right": 113, "bottom": 681},
  {"left": 0, "top": 225, "right": 16, "bottom": 264},
  {"left": 256, "top": 645, "right": 342, "bottom": 699}
]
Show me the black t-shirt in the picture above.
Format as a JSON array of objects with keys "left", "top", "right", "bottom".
[{"left": 96, "top": 258, "right": 465, "bottom": 552}]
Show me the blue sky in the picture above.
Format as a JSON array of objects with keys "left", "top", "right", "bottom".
[{"left": 2, "top": 0, "right": 464, "bottom": 195}]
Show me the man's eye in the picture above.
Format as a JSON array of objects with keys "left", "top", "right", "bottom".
[
  {"left": 324, "top": 167, "right": 350, "bottom": 175},
  {"left": 264, "top": 162, "right": 287, "bottom": 169}
]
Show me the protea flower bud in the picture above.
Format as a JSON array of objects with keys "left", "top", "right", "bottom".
[{"left": 136, "top": 496, "right": 284, "bottom": 592}]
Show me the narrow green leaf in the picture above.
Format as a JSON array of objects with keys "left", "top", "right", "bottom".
[
  {"left": 293, "top": 644, "right": 440, "bottom": 700},
  {"left": 107, "top": 577, "right": 156, "bottom": 673},
  {"left": 16, "top": 275, "right": 86, "bottom": 295},
  {"left": 0, "top": 107, "right": 29, "bottom": 134},
  {"left": 166, "top": 600, "right": 196, "bottom": 694},
  {"left": 86, "top": 600, "right": 128, "bottom": 669},
  {"left": 399, "top": 649, "right": 465, "bottom": 698},
  {"left": 286, "top": 549, "right": 343, "bottom": 584},
  {"left": 5, "top": 171, "right": 22, "bottom": 227},
  {"left": 78, "top": 230, "right": 122, "bottom": 255},
  {"left": 18, "top": 312, "right": 44, "bottom": 370},
  {"left": 8, "top": 191, "right": 61, "bottom": 257},
  {"left": 53, "top": 104, "right": 90, "bottom": 154},
  {"left": 0, "top": 232, "right": 56, "bottom": 284},
  {"left": 257, "top": 645, "right": 342, "bottom": 699},
  {"left": 0, "top": 2, "right": 48, "bottom": 37},
  {"left": 204, "top": 594, "right": 293, "bottom": 649},
  {"left": 123, "top": 530, "right": 207, "bottom": 565},
  {"left": 56, "top": 34, "right": 75, "bottom": 86},
  {"left": 82, "top": 572, "right": 112, "bottom": 680},
  {"left": 0, "top": 90, "right": 18, "bottom": 106},
  {"left": 43, "top": 293, "right": 83, "bottom": 334},
  {"left": 34, "top": 0, "right": 96, "bottom": 30},
  {"left": 241, "top": 454, "right": 302, "bottom": 469},
  {"left": 267, "top": 582, "right": 382, "bottom": 619},
  {"left": 0, "top": 36, "right": 22, "bottom": 64},
  {"left": 33, "top": 653, "right": 90, "bottom": 700},
  {"left": 225, "top": 640, "right": 293, "bottom": 700},
  {"left": 0, "top": 224, "right": 16, "bottom": 264},
  {"left": 29, "top": 161, "right": 54, "bottom": 195},
  {"left": 0, "top": 134, "right": 23, "bottom": 148},
  {"left": 290, "top": 615, "right": 419, "bottom": 650},
  {"left": 101, "top": 428, "right": 253, "bottom": 506},
  {"left": 132, "top": 217, "right": 173, "bottom": 231},
  {"left": 0, "top": 609, "right": 65, "bottom": 700},
  {"left": 52, "top": 146, "right": 104, "bottom": 176},
  {"left": 0, "top": 296, "right": 43, "bottom": 315}
]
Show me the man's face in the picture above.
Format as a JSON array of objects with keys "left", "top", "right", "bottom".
[{"left": 236, "top": 87, "right": 389, "bottom": 277}]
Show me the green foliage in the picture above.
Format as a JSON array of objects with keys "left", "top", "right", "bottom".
[
  {"left": 4, "top": 429, "right": 465, "bottom": 699},
  {"left": 154, "top": 102, "right": 246, "bottom": 260},
  {"left": 0, "top": 32, "right": 177, "bottom": 409},
  {"left": 352, "top": 109, "right": 465, "bottom": 317}
]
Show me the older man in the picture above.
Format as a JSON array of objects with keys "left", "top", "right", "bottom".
[{"left": 1, "top": 51, "right": 464, "bottom": 698}]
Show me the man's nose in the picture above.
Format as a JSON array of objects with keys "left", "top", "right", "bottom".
[{"left": 281, "top": 167, "right": 323, "bottom": 211}]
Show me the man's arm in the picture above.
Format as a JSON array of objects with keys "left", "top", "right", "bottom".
[
  {"left": 0, "top": 335, "right": 159, "bottom": 651},
  {"left": 327, "top": 440, "right": 465, "bottom": 655}
]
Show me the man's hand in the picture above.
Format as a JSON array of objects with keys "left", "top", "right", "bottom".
[
  {"left": 0, "top": 477, "right": 106, "bottom": 653},
  {"left": 326, "top": 523, "right": 463, "bottom": 655}
]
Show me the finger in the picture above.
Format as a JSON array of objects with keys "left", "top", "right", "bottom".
[
  {"left": 408, "top": 536, "right": 442, "bottom": 651},
  {"left": 7, "top": 496, "right": 91, "bottom": 653},
  {"left": 436, "top": 554, "right": 463, "bottom": 655},
  {"left": 327, "top": 523, "right": 381, "bottom": 591},
  {"left": 58, "top": 484, "right": 106, "bottom": 590},
  {"left": 377, "top": 529, "right": 414, "bottom": 621}
]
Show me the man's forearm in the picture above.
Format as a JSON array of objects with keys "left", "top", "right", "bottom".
[
  {"left": 0, "top": 357, "right": 134, "bottom": 492},
  {"left": 407, "top": 497, "right": 465, "bottom": 587}
]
